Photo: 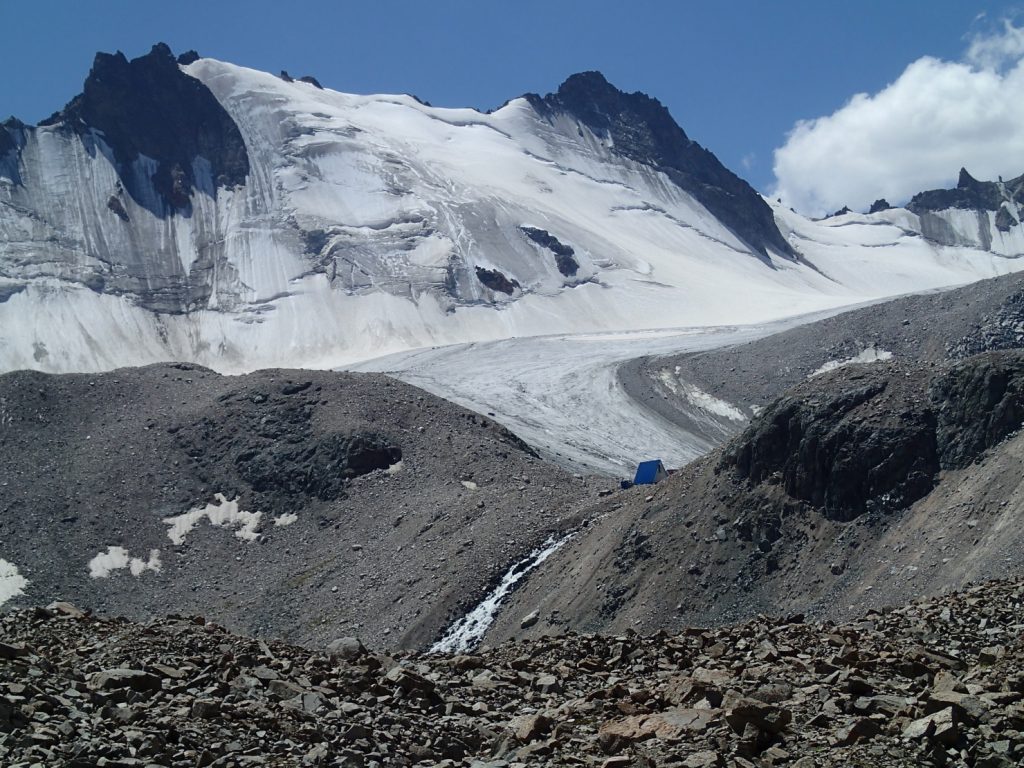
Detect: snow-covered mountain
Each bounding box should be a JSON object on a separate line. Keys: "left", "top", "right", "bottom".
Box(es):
{"left": 1, "top": 43, "right": 1022, "bottom": 374}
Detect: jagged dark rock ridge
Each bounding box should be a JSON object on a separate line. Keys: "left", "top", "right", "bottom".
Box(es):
{"left": 39, "top": 43, "right": 249, "bottom": 214}
{"left": 908, "top": 168, "right": 1024, "bottom": 215}
{"left": 525, "top": 71, "right": 795, "bottom": 261}
{"left": 868, "top": 198, "right": 892, "bottom": 213}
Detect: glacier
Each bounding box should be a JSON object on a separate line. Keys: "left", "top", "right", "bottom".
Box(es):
{"left": 1, "top": 46, "right": 1023, "bottom": 375}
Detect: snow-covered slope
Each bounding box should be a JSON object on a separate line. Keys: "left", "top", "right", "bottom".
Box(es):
{"left": 1, "top": 45, "right": 1022, "bottom": 374}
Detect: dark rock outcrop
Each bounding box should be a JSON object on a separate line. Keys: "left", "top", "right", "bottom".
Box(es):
{"left": 41, "top": 43, "right": 249, "bottom": 214}
{"left": 868, "top": 199, "right": 892, "bottom": 213}
{"left": 908, "top": 167, "right": 1021, "bottom": 214}
{"left": 525, "top": 72, "right": 795, "bottom": 261}
{"left": 722, "top": 351, "right": 1024, "bottom": 522}
{"left": 0, "top": 121, "right": 15, "bottom": 157}
{"left": 830, "top": 205, "right": 852, "bottom": 218}
{"left": 0, "top": 118, "right": 25, "bottom": 184}
{"left": 722, "top": 369, "right": 938, "bottom": 521}
{"left": 106, "top": 195, "right": 130, "bottom": 222}
{"left": 931, "top": 352, "right": 1024, "bottom": 470}
{"left": 520, "top": 226, "right": 579, "bottom": 277}
{"left": 995, "top": 205, "right": 1019, "bottom": 232}
{"left": 175, "top": 388, "right": 401, "bottom": 511}
{"left": 235, "top": 432, "right": 401, "bottom": 501}
{"left": 299, "top": 75, "right": 324, "bottom": 89}
{"left": 176, "top": 49, "right": 201, "bottom": 66}
{"left": 475, "top": 266, "right": 520, "bottom": 295}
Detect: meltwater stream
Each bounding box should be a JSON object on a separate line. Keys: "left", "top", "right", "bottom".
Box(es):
{"left": 430, "top": 534, "right": 573, "bottom": 654}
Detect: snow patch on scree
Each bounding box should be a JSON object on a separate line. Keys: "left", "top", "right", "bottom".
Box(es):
{"left": 811, "top": 347, "right": 893, "bottom": 378}
{"left": 660, "top": 368, "right": 746, "bottom": 421}
{"left": 88, "top": 547, "right": 162, "bottom": 579}
{"left": 431, "top": 533, "right": 572, "bottom": 654}
{"left": 0, "top": 558, "right": 28, "bottom": 607}
{"left": 163, "top": 494, "right": 261, "bottom": 545}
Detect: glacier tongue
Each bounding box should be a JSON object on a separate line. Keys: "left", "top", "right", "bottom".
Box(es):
{"left": 2, "top": 52, "right": 1024, "bottom": 375}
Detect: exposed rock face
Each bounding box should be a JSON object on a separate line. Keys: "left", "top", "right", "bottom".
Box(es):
{"left": 996, "top": 205, "right": 1019, "bottom": 232}
{"left": 908, "top": 167, "right": 1022, "bottom": 215}
{"left": 3, "top": 579, "right": 1023, "bottom": 767}
{"left": 721, "top": 368, "right": 938, "bottom": 521}
{"left": 0, "top": 121, "right": 15, "bottom": 157}
{"left": 174, "top": 386, "right": 402, "bottom": 511}
{"left": 40, "top": 43, "right": 249, "bottom": 213}
{"left": 520, "top": 226, "right": 579, "bottom": 277}
{"left": 475, "top": 266, "right": 520, "bottom": 295}
{"left": 868, "top": 198, "right": 892, "bottom": 213}
{"left": 526, "top": 71, "right": 795, "bottom": 260}
{"left": 722, "top": 352, "right": 1024, "bottom": 522}
{"left": 932, "top": 351, "right": 1024, "bottom": 469}
{"left": 0, "top": 118, "right": 24, "bottom": 182}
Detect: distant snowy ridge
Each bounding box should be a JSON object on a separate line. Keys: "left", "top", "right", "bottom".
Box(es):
{"left": 1, "top": 45, "right": 1022, "bottom": 374}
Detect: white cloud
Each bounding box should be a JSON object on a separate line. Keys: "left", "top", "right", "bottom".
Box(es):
{"left": 967, "top": 17, "right": 1024, "bottom": 70}
{"left": 772, "top": 22, "right": 1024, "bottom": 216}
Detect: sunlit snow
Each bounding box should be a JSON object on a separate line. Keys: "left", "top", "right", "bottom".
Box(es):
{"left": 1, "top": 57, "right": 1021, "bottom": 375}
{"left": 163, "top": 494, "right": 261, "bottom": 545}
{"left": 811, "top": 347, "right": 894, "bottom": 377}
{"left": 659, "top": 367, "right": 746, "bottom": 421}
{"left": 0, "top": 558, "right": 28, "bottom": 607}
{"left": 88, "top": 547, "right": 162, "bottom": 579}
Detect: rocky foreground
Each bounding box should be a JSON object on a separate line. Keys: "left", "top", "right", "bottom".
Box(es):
{"left": 2, "top": 580, "right": 1023, "bottom": 767}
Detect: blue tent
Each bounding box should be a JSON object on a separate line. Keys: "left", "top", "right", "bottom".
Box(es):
{"left": 633, "top": 459, "right": 668, "bottom": 485}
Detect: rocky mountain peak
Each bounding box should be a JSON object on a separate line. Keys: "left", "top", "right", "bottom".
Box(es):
{"left": 908, "top": 167, "right": 1023, "bottom": 215}
{"left": 958, "top": 166, "right": 980, "bottom": 189}
{"left": 39, "top": 42, "right": 249, "bottom": 214}
{"left": 525, "top": 71, "right": 796, "bottom": 261}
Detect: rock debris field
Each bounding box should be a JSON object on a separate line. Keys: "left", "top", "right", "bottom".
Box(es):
{"left": 2, "top": 578, "right": 1023, "bottom": 768}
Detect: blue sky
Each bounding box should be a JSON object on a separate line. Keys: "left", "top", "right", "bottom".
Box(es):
{"left": 1, "top": 1, "right": 1020, "bottom": 212}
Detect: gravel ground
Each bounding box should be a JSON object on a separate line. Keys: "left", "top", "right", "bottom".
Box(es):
{"left": 3, "top": 578, "right": 1023, "bottom": 767}
{"left": 0, "top": 365, "right": 606, "bottom": 650}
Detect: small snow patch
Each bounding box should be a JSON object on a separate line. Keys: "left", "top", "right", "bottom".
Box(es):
{"left": 431, "top": 533, "right": 572, "bottom": 654}
{"left": 461, "top": 480, "right": 479, "bottom": 490}
{"left": 274, "top": 513, "right": 298, "bottom": 527}
{"left": 89, "top": 547, "right": 162, "bottom": 579}
{"left": 384, "top": 460, "right": 404, "bottom": 475}
{"left": 0, "top": 558, "right": 28, "bottom": 606}
{"left": 658, "top": 371, "right": 745, "bottom": 421}
{"left": 811, "top": 347, "right": 893, "bottom": 378}
{"left": 164, "top": 494, "right": 262, "bottom": 545}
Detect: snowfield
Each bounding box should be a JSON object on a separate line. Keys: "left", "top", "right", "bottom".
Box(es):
{"left": 1, "top": 56, "right": 1022, "bottom": 375}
